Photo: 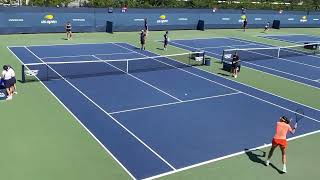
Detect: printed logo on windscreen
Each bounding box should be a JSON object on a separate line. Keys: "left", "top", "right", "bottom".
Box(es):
{"left": 157, "top": 15, "right": 168, "bottom": 24}
{"left": 8, "top": 18, "right": 24, "bottom": 22}
{"left": 300, "top": 16, "right": 307, "bottom": 22}
{"left": 41, "top": 14, "right": 58, "bottom": 24}
{"left": 72, "top": 19, "right": 86, "bottom": 22}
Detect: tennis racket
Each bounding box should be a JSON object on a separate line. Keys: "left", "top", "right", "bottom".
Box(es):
{"left": 294, "top": 108, "right": 305, "bottom": 123}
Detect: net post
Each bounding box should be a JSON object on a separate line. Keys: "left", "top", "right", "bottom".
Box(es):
{"left": 21, "top": 64, "right": 25, "bottom": 83}
{"left": 202, "top": 51, "right": 205, "bottom": 65}
{"left": 46, "top": 64, "right": 49, "bottom": 81}
{"left": 221, "top": 50, "right": 225, "bottom": 63}
{"left": 126, "top": 60, "right": 129, "bottom": 73}
{"left": 277, "top": 48, "right": 280, "bottom": 58}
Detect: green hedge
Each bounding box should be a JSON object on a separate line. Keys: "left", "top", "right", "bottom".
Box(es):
{"left": 25, "top": 0, "right": 320, "bottom": 11}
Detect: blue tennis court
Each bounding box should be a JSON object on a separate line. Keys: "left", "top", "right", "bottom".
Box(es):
{"left": 8, "top": 43, "right": 320, "bottom": 180}
{"left": 170, "top": 37, "right": 320, "bottom": 89}
{"left": 260, "top": 34, "right": 320, "bottom": 44}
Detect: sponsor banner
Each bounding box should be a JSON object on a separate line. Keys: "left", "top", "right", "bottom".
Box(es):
{"left": 178, "top": 18, "right": 188, "bottom": 21}
{"left": 300, "top": 15, "right": 307, "bottom": 22}
{"left": 157, "top": 14, "right": 168, "bottom": 24}
{"left": 254, "top": 18, "right": 262, "bottom": 21}
{"left": 41, "top": 14, "right": 57, "bottom": 24}
{"left": 8, "top": 18, "right": 24, "bottom": 22}
{"left": 134, "top": 18, "right": 145, "bottom": 22}
{"left": 72, "top": 18, "right": 85, "bottom": 22}
{"left": 222, "top": 18, "right": 230, "bottom": 21}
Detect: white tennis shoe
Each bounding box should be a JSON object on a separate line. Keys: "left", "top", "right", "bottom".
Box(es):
{"left": 282, "top": 165, "right": 287, "bottom": 173}
{"left": 265, "top": 160, "right": 270, "bottom": 166}
{"left": 6, "top": 95, "right": 12, "bottom": 100}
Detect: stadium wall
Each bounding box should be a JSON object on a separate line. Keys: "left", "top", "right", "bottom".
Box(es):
{"left": 0, "top": 7, "right": 319, "bottom": 34}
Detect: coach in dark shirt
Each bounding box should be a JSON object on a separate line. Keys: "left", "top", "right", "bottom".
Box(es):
{"left": 231, "top": 52, "right": 240, "bottom": 78}
{"left": 140, "top": 30, "right": 146, "bottom": 50}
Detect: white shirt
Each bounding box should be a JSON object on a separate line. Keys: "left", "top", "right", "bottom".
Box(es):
{"left": 2, "top": 70, "right": 12, "bottom": 80}
{"left": 8, "top": 67, "right": 15, "bottom": 77}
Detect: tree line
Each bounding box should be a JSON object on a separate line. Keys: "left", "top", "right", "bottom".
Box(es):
{"left": 2, "top": 0, "right": 320, "bottom": 11}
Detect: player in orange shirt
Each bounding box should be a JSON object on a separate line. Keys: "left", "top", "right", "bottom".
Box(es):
{"left": 265, "top": 116, "right": 297, "bottom": 173}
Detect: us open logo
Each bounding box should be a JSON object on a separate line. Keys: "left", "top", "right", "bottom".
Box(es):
{"left": 41, "top": 14, "right": 58, "bottom": 24}
{"left": 157, "top": 15, "right": 168, "bottom": 24}
{"left": 300, "top": 16, "right": 307, "bottom": 22}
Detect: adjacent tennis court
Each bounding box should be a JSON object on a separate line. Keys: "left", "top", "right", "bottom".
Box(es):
{"left": 260, "top": 34, "right": 320, "bottom": 44}
{"left": 8, "top": 42, "right": 320, "bottom": 179}
{"left": 170, "top": 37, "right": 320, "bottom": 89}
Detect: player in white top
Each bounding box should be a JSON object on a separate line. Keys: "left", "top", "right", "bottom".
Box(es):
{"left": 264, "top": 22, "right": 270, "bottom": 32}
{"left": 7, "top": 65, "right": 17, "bottom": 94}
{"left": 1, "top": 65, "right": 14, "bottom": 100}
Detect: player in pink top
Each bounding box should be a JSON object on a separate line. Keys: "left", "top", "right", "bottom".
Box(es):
{"left": 266, "top": 116, "right": 297, "bottom": 173}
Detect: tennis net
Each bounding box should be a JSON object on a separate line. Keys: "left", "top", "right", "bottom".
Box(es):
{"left": 221, "top": 42, "right": 320, "bottom": 62}
{"left": 22, "top": 51, "right": 205, "bottom": 82}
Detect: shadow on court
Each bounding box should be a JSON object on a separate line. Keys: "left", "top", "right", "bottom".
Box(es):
{"left": 156, "top": 47, "right": 165, "bottom": 51}
{"left": 244, "top": 148, "right": 284, "bottom": 174}
{"left": 217, "top": 72, "right": 231, "bottom": 77}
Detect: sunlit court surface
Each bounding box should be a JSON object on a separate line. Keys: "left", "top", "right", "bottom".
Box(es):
{"left": 1, "top": 2, "right": 320, "bottom": 180}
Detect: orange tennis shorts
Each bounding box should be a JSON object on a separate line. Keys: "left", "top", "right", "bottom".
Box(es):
{"left": 272, "top": 138, "right": 287, "bottom": 149}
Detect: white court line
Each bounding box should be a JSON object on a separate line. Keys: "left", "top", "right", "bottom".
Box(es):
{"left": 42, "top": 54, "right": 95, "bottom": 59}
{"left": 8, "top": 41, "right": 124, "bottom": 48}
{"left": 244, "top": 61, "right": 319, "bottom": 82}
{"left": 110, "top": 92, "right": 242, "bottom": 115}
{"left": 143, "top": 129, "right": 320, "bottom": 180}
{"left": 41, "top": 52, "right": 137, "bottom": 60}
{"left": 227, "top": 37, "right": 320, "bottom": 67}
{"left": 225, "top": 38, "right": 320, "bottom": 70}
{"left": 11, "top": 43, "right": 318, "bottom": 179}
{"left": 165, "top": 37, "right": 227, "bottom": 41}
{"left": 91, "top": 55, "right": 182, "bottom": 102}
{"left": 231, "top": 37, "right": 320, "bottom": 62}
{"left": 13, "top": 44, "right": 316, "bottom": 179}
{"left": 118, "top": 43, "right": 320, "bottom": 180}
{"left": 198, "top": 43, "right": 257, "bottom": 50}
{"left": 24, "top": 46, "right": 177, "bottom": 175}
{"left": 6, "top": 46, "right": 136, "bottom": 180}
{"left": 171, "top": 40, "right": 320, "bottom": 89}
{"left": 119, "top": 43, "right": 320, "bottom": 123}
{"left": 165, "top": 40, "right": 320, "bottom": 112}
{"left": 257, "top": 34, "right": 311, "bottom": 37}
{"left": 113, "top": 43, "right": 238, "bottom": 93}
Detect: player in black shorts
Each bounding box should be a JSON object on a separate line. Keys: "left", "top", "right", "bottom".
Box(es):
{"left": 264, "top": 22, "right": 270, "bottom": 32}
{"left": 7, "top": 65, "right": 17, "bottom": 94}
{"left": 231, "top": 51, "right": 240, "bottom": 78}
{"left": 65, "top": 22, "right": 72, "bottom": 40}
{"left": 140, "top": 30, "right": 146, "bottom": 50}
{"left": 243, "top": 18, "right": 248, "bottom": 32}
{"left": 163, "top": 31, "right": 169, "bottom": 51}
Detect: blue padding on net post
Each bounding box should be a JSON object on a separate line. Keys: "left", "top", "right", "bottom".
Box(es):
{"left": 204, "top": 57, "right": 211, "bottom": 66}
{"left": 106, "top": 21, "right": 113, "bottom": 33}
{"left": 272, "top": 20, "right": 281, "bottom": 29}
{"left": 197, "top": 20, "right": 205, "bottom": 31}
